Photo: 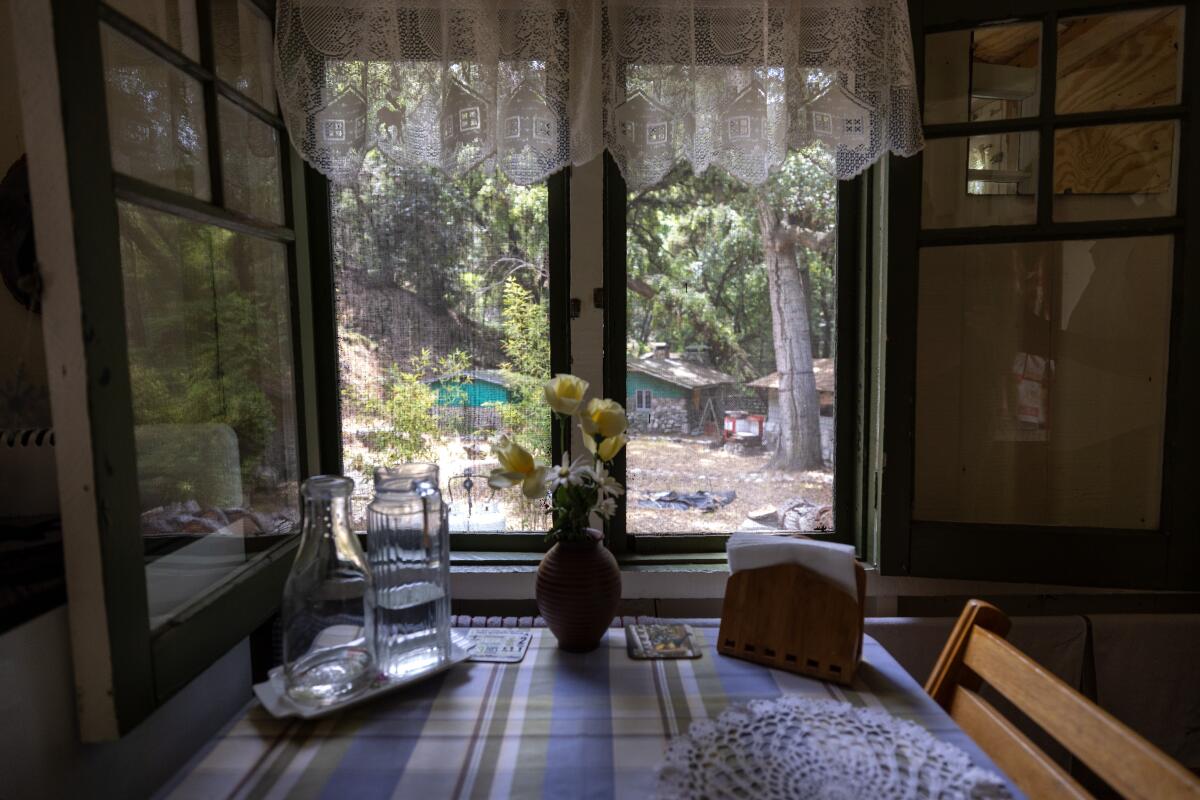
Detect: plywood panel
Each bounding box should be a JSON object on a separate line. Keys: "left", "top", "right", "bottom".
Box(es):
{"left": 974, "top": 23, "right": 1040, "bottom": 68}
{"left": 1056, "top": 8, "right": 1182, "bottom": 114}
{"left": 1053, "top": 122, "right": 1173, "bottom": 196}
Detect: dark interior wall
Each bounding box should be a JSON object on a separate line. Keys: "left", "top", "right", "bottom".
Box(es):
{"left": 0, "top": 609, "right": 253, "bottom": 800}
{"left": 0, "top": 0, "right": 51, "bottom": 430}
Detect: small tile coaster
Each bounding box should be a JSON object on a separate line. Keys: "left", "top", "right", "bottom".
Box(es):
{"left": 464, "top": 629, "right": 533, "bottom": 663}
{"left": 626, "top": 624, "right": 703, "bottom": 659}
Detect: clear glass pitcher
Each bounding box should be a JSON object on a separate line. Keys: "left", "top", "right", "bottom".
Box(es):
{"left": 282, "top": 475, "right": 376, "bottom": 706}
{"left": 368, "top": 464, "right": 452, "bottom": 679}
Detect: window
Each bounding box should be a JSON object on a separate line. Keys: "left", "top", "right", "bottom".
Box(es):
{"left": 15, "top": 0, "right": 318, "bottom": 736}
{"left": 328, "top": 165, "right": 567, "bottom": 539}
{"left": 884, "top": 0, "right": 1198, "bottom": 589}
{"left": 604, "top": 149, "right": 859, "bottom": 554}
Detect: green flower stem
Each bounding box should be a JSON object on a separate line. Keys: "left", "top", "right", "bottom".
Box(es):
{"left": 558, "top": 412, "right": 571, "bottom": 462}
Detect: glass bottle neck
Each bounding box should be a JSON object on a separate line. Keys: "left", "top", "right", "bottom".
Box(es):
{"left": 302, "top": 493, "right": 359, "bottom": 550}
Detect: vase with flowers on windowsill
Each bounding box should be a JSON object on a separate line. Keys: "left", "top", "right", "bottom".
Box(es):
{"left": 487, "top": 374, "right": 627, "bottom": 651}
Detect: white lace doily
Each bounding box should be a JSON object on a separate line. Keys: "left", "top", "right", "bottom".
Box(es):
{"left": 656, "top": 696, "right": 1014, "bottom": 800}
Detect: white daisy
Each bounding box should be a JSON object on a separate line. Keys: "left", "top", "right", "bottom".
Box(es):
{"left": 596, "top": 496, "right": 618, "bottom": 520}
{"left": 548, "top": 455, "right": 594, "bottom": 493}
{"left": 593, "top": 464, "right": 625, "bottom": 499}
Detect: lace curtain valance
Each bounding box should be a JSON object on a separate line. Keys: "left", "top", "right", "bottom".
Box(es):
{"left": 275, "top": 0, "right": 923, "bottom": 190}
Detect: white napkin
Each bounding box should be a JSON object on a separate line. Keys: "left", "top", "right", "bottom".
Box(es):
{"left": 726, "top": 533, "right": 858, "bottom": 600}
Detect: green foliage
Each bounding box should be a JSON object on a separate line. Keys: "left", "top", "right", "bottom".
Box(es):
{"left": 497, "top": 277, "right": 551, "bottom": 457}
{"left": 362, "top": 348, "right": 471, "bottom": 467}
{"left": 121, "top": 211, "right": 291, "bottom": 505}
{"left": 627, "top": 149, "right": 837, "bottom": 379}
{"left": 549, "top": 481, "right": 600, "bottom": 544}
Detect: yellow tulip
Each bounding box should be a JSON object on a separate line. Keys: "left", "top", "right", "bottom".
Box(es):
{"left": 543, "top": 374, "right": 589, "bottom": 415}
{"left": 493, "top": 436, "right": 535, "bottom": 475}
{"left": 488, "top": 436, "right": 548, "bottom": 499}
{"left": 580, "top": 398, "right": 627, "bottom": 438}
{"left": 597, "top": 433, "right": 628, "bottom": 462}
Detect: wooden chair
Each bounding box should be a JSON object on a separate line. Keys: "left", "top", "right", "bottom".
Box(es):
{"left": 925, "top": 600, "right": 1200, "bottom": 800}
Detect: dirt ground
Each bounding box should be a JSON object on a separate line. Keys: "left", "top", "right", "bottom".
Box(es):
{"left": 626, "top": 435, "right": 833, "bottom": 534}
{"left": 342, "top": 427, "right": 832, "bottom": 535}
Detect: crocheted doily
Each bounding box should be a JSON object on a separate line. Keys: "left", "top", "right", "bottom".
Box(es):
{"left": 657, "top": 696, "right": 1013, "bottom": 800}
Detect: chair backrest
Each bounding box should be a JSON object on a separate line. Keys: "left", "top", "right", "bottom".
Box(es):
{"left": 925, "top": 599, "right": 1200, "bottom": 800}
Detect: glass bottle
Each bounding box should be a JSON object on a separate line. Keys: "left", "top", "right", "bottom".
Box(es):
{"left": 368, "top": 464, "right": 452, "bottom": 679}
{"left": 282, "top": 475, "right": 376, "bottom": 706}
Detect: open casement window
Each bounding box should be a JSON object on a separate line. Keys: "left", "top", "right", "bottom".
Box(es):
{"left": 315, "top": 136, "right": 571, "bottom": 557}
{"left": 14, "top": 0, "right": 320, "bottom": 737}
{"left": 603, "top": 156, "right": 865, "bottom": 557}
{"left": 882, "top": 0, "right": 1200, "bottom": 588}
{"left": 281, "top": 3, "right": 572, "bottom": 558}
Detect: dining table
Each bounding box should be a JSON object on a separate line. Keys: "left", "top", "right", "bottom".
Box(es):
{"left": 156, "top": 625, "right": 1023, "bottom": 799}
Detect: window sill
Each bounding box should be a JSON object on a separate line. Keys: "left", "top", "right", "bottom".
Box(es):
{"left": 449, "top": 552, "right": 1200, "bottom": 615}
{"left": 450, "top": 552, "right": 730, "bottom": 600}
{"left": 450, "top": 550, "right": 728, "bottom": 568}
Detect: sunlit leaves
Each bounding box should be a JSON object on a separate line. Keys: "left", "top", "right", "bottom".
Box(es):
{"left": 627, "top": 148, "right": 837, "bottom": 378}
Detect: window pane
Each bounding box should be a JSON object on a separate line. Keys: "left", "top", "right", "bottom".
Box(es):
{"left": 626, "top": 152, "right": 836, "bottom": 536}
{"left": 102, "top": 24, "right": 211, "bottom": 200}
{"left": 218, "top": 98, "right": 284, "bottom": 224}
{"left": 1053, "top": 121, "right": 1179, "bottom": 222}
{"left": 924, "top": 23, "right": 1041, "bottom": 125}
{"left": 922, "top": 134, "right": 1038, "bottom": 229}
{"left": 118, "top": 203, "right": 300, "bottom": 627}
{"left": 1056, "top": 7, "right": 1184, "bottom": 115}
{"left": 106, "top": 0, "right": 200, "bottom": 60}
{"left": 914, "top": 238, "right": 1171, "bottom": 529}
{"left": 211, "top": 0, "right": 277, "bottom": 111}
{"left": 331, "top": 164, "right": 551, "bottom": 534}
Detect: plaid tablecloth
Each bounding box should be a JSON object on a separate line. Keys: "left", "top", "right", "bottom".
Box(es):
{"left": 158, "top": 629, "right": 1022, "bottom": 799}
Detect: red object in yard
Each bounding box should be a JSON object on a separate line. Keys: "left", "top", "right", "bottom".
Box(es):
{"left": 723, "top": 412, "right": 765, "bottom": 441}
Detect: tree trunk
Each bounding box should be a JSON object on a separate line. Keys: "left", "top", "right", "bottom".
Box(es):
{"left": 756, "top": 196, "right": 825, "bottom": 472}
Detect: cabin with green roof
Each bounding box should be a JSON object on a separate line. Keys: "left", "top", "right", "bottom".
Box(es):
{"left": 627, "top": 345, "right": 737, "bottom": 435}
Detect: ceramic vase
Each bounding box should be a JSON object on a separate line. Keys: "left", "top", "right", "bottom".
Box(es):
{"left": 535, "top": 531, "right": 621, "bottom": 652}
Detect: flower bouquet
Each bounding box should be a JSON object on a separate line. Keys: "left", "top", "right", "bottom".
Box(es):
{"left": 486, "top": 374, "right": 626, "bottom": 650}
{"left": 487, "top": 374, "right": 627, "bottom": 544}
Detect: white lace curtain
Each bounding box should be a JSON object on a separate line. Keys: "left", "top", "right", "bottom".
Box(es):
{"left": 275, "top": 0, "right": 923, "bottom": 190}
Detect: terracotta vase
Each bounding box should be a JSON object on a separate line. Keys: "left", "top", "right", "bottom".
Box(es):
{"left": 536, "top": 531, "right": 621, "bottom": 652}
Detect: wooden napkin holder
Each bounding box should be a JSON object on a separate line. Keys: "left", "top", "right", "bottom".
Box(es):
{"left": 717, "top": 561, "right": 866, "bottom": 686}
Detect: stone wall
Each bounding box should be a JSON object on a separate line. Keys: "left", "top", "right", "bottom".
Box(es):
{"left": 627, "top": 395, "right": 690, "bottom": 434}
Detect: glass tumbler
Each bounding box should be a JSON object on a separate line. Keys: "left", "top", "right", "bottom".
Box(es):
{"left": 282, "top": 475, "right": 376, "bottom": 706}
{"left": 368, "top": 464, "right": 452, "bottom": 679}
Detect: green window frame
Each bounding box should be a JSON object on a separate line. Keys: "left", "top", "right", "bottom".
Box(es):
{"left": 15, "top": 0, "right": 322, "bottom": 738}
{"left": 306, "top": 163, "right": 573, "bottom": 558}
{"left": 881, "top": 0, "right": 1200, "bottom": 589}
{"left": 601, "top": 154, "right": 869, "bottom": 558}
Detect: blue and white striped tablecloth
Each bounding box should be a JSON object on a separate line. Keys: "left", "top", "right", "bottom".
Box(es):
{"left": 158, "top": 629, "right": 1022, "bottom": 799}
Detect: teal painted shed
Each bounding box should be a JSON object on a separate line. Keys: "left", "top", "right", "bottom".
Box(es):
{"left": 425, "top": 369, "right": 514, "bottom": 407}
{"left": 626, "top": 348, "right": 737, "bottom": 434}
{"left": 626, "top": 371, "right": 690, "bottom": 400}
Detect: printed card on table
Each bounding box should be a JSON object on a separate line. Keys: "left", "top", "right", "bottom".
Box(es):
{"left": 626, "top": 624, "right": 703, "bottom": 659}
{"left": 464, "top": 629, "right": 533, "bottom": 663}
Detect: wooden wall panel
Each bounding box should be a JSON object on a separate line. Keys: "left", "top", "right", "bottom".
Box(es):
{"left": 1053, "top": 122, "right": 1174, "bottom": 196}
{"left": 1056, "top": 8, "right": 1182, "bottom": 115}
